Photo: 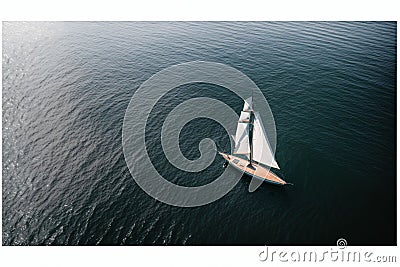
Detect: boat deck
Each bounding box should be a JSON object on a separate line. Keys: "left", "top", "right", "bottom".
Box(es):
{"left": 219, "top": 152, "right": 287, "bottom": 186}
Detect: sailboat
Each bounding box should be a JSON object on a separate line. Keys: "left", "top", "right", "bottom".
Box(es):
{"left": 218, "top": 97, "right": 290, "bottom": 186}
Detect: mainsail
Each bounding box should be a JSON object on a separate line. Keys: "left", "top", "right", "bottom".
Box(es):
{"left": 252, "top": 112, "right": 280, "bottom": 169}
{"left": 233, "top": 97, "right": 280, "bottom": 169}
{"left": 234, "top": 122, "right": 250, "bottom": 154}
{"left": 243, "top": 97, "right": 253, "bottom": 112}
{"left": 233, "top": 98, "right": 253, "bottom": 155}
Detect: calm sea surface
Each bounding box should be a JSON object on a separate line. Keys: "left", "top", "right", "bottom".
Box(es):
{"left": 2, "top": 22, "right": 396, "bottom": 245}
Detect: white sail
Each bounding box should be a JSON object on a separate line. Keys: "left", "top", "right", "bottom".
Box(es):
{"left": 239, "top": 111, "right": 250, "bottom": 122}
{"left": 234, "top": 122, "right": 250, "bottom": 155}
{"left": 243, "top": 97, "right": 253, "bottom": 111}
{"left": 252, "top": 112, "right": 280, "bottom": 169}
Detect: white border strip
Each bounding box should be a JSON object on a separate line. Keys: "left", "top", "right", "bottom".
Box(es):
{"left": 0, "top": 0, "right": 399, "bottom": 20}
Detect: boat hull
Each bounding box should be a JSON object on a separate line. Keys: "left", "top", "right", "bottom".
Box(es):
{"left": 219, "top": 152, "right": 287, "bottom": 186}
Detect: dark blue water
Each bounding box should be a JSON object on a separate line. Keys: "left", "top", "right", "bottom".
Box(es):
{"left": 2, "top": 22, "right": 396, "bottom": 245}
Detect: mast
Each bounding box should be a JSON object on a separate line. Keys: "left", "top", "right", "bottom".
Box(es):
{"left": 248, "top": 96, "right": 254, "bottom": 167}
